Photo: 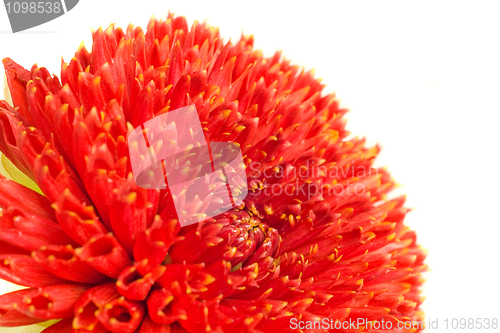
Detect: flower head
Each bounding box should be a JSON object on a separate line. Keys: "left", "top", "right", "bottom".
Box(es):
{"left": 0, "top": 14, "right": 426, "bottom": 332}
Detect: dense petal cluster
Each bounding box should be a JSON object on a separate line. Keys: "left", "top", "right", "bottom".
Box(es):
{"left": 0, "top": 14, "right": 426, "bottom": 332}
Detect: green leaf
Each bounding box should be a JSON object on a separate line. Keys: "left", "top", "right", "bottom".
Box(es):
{"left": 0, "top": 153, "right": 44, "bottom": 195}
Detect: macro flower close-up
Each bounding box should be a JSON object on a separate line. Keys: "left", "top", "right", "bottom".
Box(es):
{"left": 0, "top": 13, "right": 428, "bottom": 333}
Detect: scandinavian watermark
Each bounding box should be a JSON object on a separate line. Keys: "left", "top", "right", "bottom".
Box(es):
{"left": 3, "top": 0, "right": 79, "bottom": 33}
{"left": 289, "top": 317, "right": 499, "bottom": 331}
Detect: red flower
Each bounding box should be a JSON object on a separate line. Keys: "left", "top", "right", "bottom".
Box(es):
{"left": 0, "top": 14, "right": 427, "bottom": 332}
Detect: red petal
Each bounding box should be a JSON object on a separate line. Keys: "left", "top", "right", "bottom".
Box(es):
{"left": 138, "top": 314, "right": 172, "bottom": 333}
{"left": 0, "top": 207, "right": 76, "bottom": 252}
{"left": 116, "top": 261, "right": 165, "bottom": 301}
{"left": 146, "top": 288, "right": 194, "bottom": 325}
{"left": 133, "top": 215, "right": 181, "bottom": 268}
{"left": 53, "top": 189, "right": 108, "bottom": 246}
{"left": 0, "top": 254, "right": 69, "bottom": 287}
{"left": 33, "top": 244, "right": 109, "bottom": 284}
{"left": 73, "top": 282, "right": 119, "bottom": 331}
{"left": 0, "top": 284, "right": 88, "bottom": 320}
{"left": 0, "top": 175, "right": 55, "bottom": 221}
{"left": 109, "top": 176, "right": 149, "bottom": 255}
{"left": 0, "top": 308, "right": 45, "bottom": 327}
{"left": 75, "top": 233, "right": 131, "bottom": 278}
{"left": 0, "top": 239, "right": 28, "bottom": 255}
{"left": 2, "top": 58, "right": 32, "bottom": 124}
{"left": 96, "top": 295, "right": 145, "bottom": 333}
{"left": 0, "top": 107, "right": 34, "bottom": 178}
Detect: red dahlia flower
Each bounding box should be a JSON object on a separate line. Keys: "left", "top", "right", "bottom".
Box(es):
{"left": 0, "top": 14, "right": 427, "bottom": 333}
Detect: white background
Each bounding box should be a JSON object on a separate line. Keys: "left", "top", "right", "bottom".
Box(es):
{"left": 1, "top": 1, "right": 499, "bottom": 332}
